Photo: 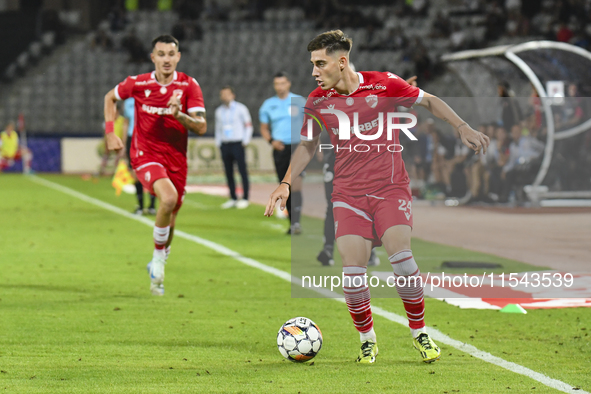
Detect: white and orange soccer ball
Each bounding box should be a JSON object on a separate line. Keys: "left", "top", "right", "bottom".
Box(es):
{"left": 277, "top": 317, "right": 323, "bottom": 362}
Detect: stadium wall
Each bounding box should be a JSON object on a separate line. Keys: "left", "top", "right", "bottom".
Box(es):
{"left": 59, "top": 137, "right": 276, "bottom": 174}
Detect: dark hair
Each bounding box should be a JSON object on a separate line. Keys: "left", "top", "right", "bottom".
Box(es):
{"left": 307, "top": 29, "right": 353, "bottom": 54}
{"left": 273, "top": 71, "right": 290, "bottom": 81}
{"left": 220, "top": 85, "right": 235, "bottom": 94}
{"left": 152, "top": 34, "right": 179, "bottom": 51}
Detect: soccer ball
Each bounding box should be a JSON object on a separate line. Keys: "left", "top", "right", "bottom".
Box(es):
{"left": 276, "top": 317, "right": 323, "bottom": 362}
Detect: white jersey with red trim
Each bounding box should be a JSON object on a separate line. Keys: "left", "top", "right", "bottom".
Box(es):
{"left": 301, "top": 71, "right": 423, "bottom": 196}
{"left": 115, "top": 71, "right": 205, "bottom": 173}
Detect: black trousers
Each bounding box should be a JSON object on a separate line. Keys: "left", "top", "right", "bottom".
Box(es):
{"left": 322, "top": 159, "right": 335, "bottom": 248}
{"left": 221, "top": 142, "right": 249, "bottom": 200}
{"left": 273, "top": 145, "right": 292, "bottom": 220}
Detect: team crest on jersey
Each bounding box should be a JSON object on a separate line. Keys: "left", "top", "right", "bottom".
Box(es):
{"left": 144, "top": 89, "right": 151, "bottom": 97}
{"left": 145, "top": 171, "right": 151, "bottom": 183}
{"left": 387, "top": 72, "right": 398, "bottom": 79}
{"left": 365, "top": 94, "right": 378, "bottom": 109}
{"left": 173, "top": 89, "right": 183, "bottom": 99}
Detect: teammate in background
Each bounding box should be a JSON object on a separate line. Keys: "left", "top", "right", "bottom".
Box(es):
{"left": 123, "top": 97, "right": 157, "bottom": 215}
{"left": 215, "top": 85, "right": 253, "bottom": 209}
{"left": 104, "top": 34, "right": 206, "bottom": 296}
{"left": 98, "top": 104, "right": 126, "bottom": 176}
{"left": 259, "top": 72, "right": 305, "bottom": 234}
{"left": 265, "top": 30, "right": 489, "bottom": 364}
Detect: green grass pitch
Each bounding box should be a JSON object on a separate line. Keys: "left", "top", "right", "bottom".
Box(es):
{"left": 0, "top": 174, "right": 589, "bottom": 393}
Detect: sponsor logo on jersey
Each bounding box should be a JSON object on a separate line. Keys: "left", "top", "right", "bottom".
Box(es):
{"left": 142, "top": 103, "right": 182, "bottom": 115}
{"left": 327, "top": 104, "right": 335, "bottom": 110}
{"left": 365, "top": 94, "right": 378, "bottom": 109}
{"left": 144, "top": 89, "right": 151, "bottom": 97}
{"left": 314, "top": 96, "right": 327, "bottom": 105}
{"left": 359, "top": 83, "right": 387, "bottom": 91}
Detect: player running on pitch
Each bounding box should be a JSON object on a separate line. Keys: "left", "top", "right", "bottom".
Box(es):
{"left": 265, "top": 30, "right": 489, "bottom": 364}
{"left": 104, "top": 35, "right": 206, "bottom": 296}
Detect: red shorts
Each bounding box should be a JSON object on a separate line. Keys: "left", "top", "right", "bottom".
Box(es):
{"left": 133, "top": 161, "right": 186, "bottom": 213}
{"left": 332, "top": 186, "right": 413, "bottom": 247}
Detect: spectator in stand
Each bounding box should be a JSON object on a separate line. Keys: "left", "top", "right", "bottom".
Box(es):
{"left": 429, "top": 125, "right": 470, "bottom": 197}
{"left": 470, "top": 123, "right": 504, "bottom": 202}
{"left": 488, "top": 125, "right": 510, "bottom": 200}
{"left": 500, "top": 124, "right": 545, "bottom": 202}
{"left": 556, "top": 22, "right": 574, "bottom": 42}
{"left": 558, "top": 83, "right": 584, "bottom": 130}
{"left": 498, "top": 81, "right": 522, "bottom": 132}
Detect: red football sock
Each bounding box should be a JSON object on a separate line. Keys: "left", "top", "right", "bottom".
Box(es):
{"left": 389, "top": 250, "right": 425, "bottom": 331}
{"left": 343, "top": 266, "right": 374, "bottom": 334}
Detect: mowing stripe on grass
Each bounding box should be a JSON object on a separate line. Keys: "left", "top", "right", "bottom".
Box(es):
{"left": 30, "top": 175, "right": 586, "bottom": 394}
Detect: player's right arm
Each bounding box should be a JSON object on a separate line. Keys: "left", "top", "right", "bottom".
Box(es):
{"left": 264, "top": 136, "right": 319, "bottom": 216}
{"left": 104, "top": 89, "right": 124, "bottom": 152}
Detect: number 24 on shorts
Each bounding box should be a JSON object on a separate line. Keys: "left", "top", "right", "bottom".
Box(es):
{"left": 398, "top": 199, "right": 412, "bottom": 221}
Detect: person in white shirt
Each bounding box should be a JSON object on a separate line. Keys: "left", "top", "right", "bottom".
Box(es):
{"left": 215, "top": 86, "right": 253, "bottom": 209}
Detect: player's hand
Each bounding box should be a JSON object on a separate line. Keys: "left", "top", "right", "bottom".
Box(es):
{"left": 264, "top": 183, "right": 290, "bottom": 217}
{"left": 105, "top": 133, "right": 124, "bottom": 152}
{"left": 406, "top": 75, "right": 418, "bottom": 87}
{"left": 271, "top": 140, "right": 285, "bottom": 151}
{"left": 167, "top": 94, "right": 181, "bottom": 118}
{"left": 458, "top": 124, "right": 490, "bottom": 155}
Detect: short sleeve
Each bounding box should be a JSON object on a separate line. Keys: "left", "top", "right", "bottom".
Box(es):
{"left": 115, "top": 76, "right": 136, "bottom": 101}
{"left": 259, "top": 101, "right": 270, "bottom": 124}
{"left": 300, "top": 95, "right": 323, "bottom": 141}
{"left": 186, "top": 78, "right": 205, "bottom": 113}
{"left": 385, "top": 72, "right": 424, "bottom": 108}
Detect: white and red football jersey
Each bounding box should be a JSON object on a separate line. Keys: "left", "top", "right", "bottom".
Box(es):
{"left": 115, "top": 71, "right": 205, "bottom": 172}
{"left": 301, "top": 71, "right": 423, "bottom": 196}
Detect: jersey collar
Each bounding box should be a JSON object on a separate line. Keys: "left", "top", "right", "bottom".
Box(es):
{"left": 151, "top": 71, "right": 178, "bottom": 86}
{"left": 330, "top": 72, "right": 363, "bottom": 96}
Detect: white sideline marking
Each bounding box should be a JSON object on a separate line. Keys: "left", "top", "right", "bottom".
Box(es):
{"left": 31, "top": 175, "right": 587, "bottom": 394}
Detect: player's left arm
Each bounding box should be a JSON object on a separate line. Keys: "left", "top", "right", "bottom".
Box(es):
{"left": 416, "top": 93, "right": 490, "bottom": 154}
{"left": 167, "top": 94, "right": 207, "bottom": 135}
